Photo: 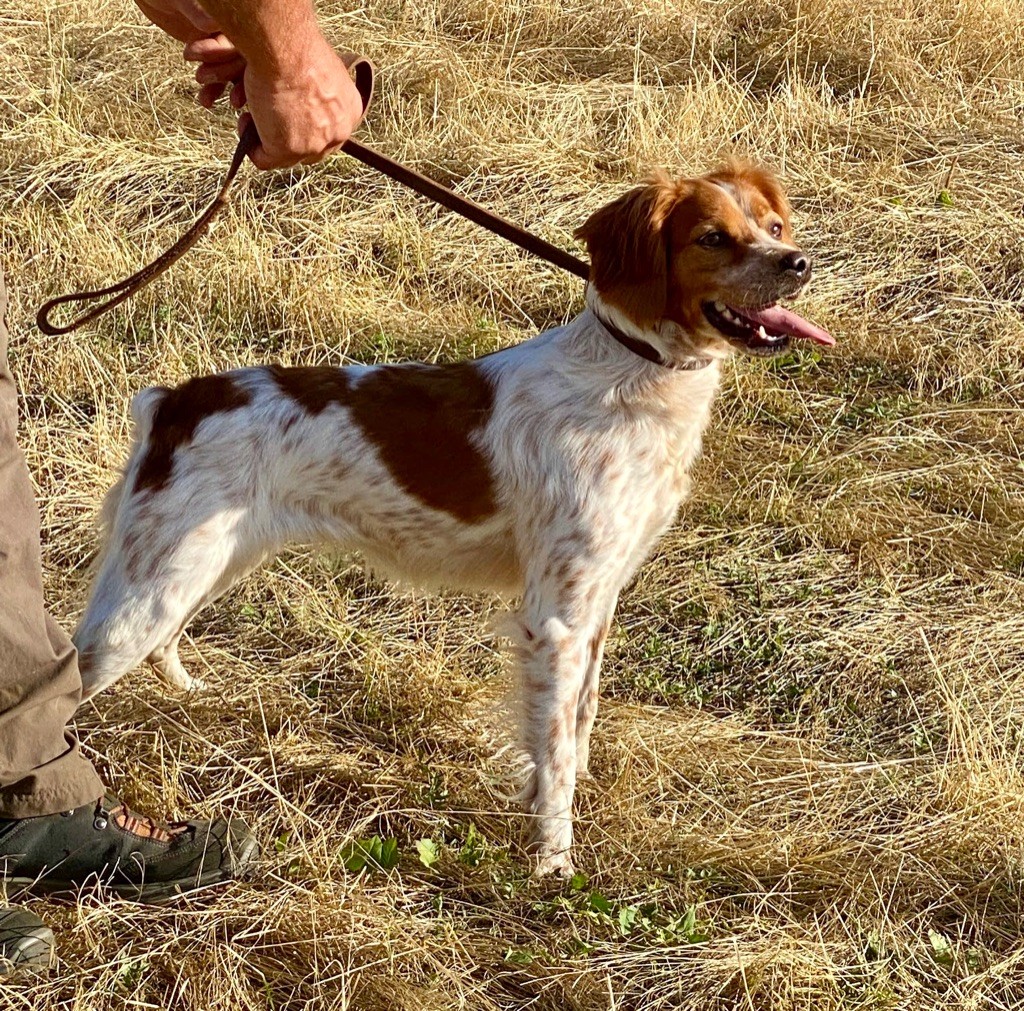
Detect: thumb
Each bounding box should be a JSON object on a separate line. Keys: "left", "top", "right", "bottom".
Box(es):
{"left": 248, "top": 144, "right": 278, "bottom": 171}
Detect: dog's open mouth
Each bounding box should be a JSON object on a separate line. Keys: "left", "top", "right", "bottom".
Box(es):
{"left": 702, "top": 301, "right": 835, "bottom": 355}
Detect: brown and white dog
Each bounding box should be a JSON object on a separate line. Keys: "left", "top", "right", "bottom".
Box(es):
{"left": 74, "top": 162, "right": 833, "bottom": 876}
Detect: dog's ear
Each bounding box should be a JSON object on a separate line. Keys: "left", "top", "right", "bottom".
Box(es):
{"left": 574, "top": 175, "right": 685, "bottom": 330}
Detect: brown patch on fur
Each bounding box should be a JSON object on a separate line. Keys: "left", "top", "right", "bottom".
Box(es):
{"left": 574, "top": 173, "right": 685, "bottom": 330}
{"left": 267, "top": 365, "right": 351, "bottom": 415}
{"left": 134, "top": 375, "right": 251, "bottom": 493}
{"left": 268, "top": 361, "right": 498, "bottom": 524}
{"left": 708, "top": 160, "right": 792, "bottom": 229}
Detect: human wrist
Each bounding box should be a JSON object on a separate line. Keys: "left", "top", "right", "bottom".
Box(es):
{"left": 240, "top": 18, "right": 328, "bottom": 77}
{"left": 196, "top": 0, "right": 325, "bottom": 76}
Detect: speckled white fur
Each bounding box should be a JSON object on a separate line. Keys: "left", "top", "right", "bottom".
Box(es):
{"left": 74, "top": 293, "right": 722, "bottom": 877}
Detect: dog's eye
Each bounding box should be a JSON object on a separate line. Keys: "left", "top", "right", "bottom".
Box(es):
{"left": 770, "top": 221, "right": 783, "bottom": 238}
{"left": 698, "top": 231, "right": 727, "bottom": 249}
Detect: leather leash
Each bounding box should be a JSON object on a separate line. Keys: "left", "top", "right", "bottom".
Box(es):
{"left": 36, "top": 53, "right": 589, "bottom": 338}
{"left": 37, "top": 54, "right": 375, "bottom": 337}
{"left": 35, "top": 56, "right": 700, "bottom": 372}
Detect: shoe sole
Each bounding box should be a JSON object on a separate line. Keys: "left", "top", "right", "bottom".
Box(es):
{"left": 5, "top": 865, "right": 236, "bottom": 904}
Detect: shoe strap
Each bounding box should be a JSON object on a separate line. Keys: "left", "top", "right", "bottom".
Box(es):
{"left": 99, "top": 797, "right": 184, "bottom": 844}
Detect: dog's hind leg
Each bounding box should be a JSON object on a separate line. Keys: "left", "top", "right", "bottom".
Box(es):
{"left": 144, "top": 552, "right": 264, "bottom": 694}
{"left": 147, "top": 619, "right": 204, "bottom": 694}
{"left": 75, "top": 502, "right": 260, "bottom": 703}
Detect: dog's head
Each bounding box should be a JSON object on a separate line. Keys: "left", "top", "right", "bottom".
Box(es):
{"left": 574, "top": 161, "right": 833, "bottom": 357}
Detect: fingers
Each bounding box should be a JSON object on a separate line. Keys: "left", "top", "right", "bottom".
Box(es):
{"left": 248, "top": 143, "right": 297, "bottom": 171}
{"left": 135, "top": 0, "right": 218, "bottom": 44}
{"left": 195, "top": 56, "right": 246, "bottom": 85}
{"left": 247, "top": 141, "right": 342, "bottom": 170}
{"left": 197, "top": 81, "right": 227, "bottom": 108}
{"left": 238, "top": 50, "right": 364, "bottom": 171}
{"left": 176, "top": 0, "right": 218, "bottom": 35}
{"left": 216, "top": 43, "right": 363, "bottom": 170}
{"left": 183, "top": 33, "right": 238, "bottom": 63}
{"left": 186, "top": 34, "right": 245, "bottom": 108}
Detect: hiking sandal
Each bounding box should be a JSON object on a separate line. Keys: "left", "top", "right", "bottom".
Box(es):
{"left": 0, "top": 795, "right": 257, "bottom": 902}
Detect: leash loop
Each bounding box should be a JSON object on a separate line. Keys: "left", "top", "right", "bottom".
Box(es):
{"left": 37, "top": 54, "right": 376, "bottom": 336}
{"left": 37, "top": 131, "right": 254, "bottom": 336}
{"left": 36, "top": 52, "right": 594, "bottom": 338}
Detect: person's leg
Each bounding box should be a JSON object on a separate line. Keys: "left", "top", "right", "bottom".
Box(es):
{"left": 0, "top": 268, "right": 104, "bottom": 818}
{"left": 0, "top": 266, "right": 257, "bottom": 899}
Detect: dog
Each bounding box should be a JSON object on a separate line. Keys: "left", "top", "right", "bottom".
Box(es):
{"left": 74, "top": 161, "right": 833, "bottom": 876}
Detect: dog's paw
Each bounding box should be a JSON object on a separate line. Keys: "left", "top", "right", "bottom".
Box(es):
{"left": 531, "top": 850, "right": 575, "bottom": 880}
{"left": 151, "top": 653, "right": 207, "bottom": 694}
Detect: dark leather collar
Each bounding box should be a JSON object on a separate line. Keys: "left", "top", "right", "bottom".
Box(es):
{"left": 593, "top": 312, "right": 712, "bottom": 372}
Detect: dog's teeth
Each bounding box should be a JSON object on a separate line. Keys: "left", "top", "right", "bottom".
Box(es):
{"left": 758, "top": 326, "right": 768, "bottom": 338}
{"left": 714, "top": 301, "right": 727, "bottom": 312}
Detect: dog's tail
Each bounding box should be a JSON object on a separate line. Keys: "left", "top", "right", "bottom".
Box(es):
{"left": 90, "top": 386, "right": 168, "bottom": 566}
{"left": 130, "top": 385, "right": 169, "bottom": 439}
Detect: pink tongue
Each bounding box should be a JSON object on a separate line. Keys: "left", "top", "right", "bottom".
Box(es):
{"left": 732, "top": 304, "right": 835, "bottom": 346}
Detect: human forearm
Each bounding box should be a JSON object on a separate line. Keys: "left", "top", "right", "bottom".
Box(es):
{"left": 190, "top": 0, "right": 326, "bottom": 75}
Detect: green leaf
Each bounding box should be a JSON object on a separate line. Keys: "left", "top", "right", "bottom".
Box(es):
{"left": 938, "top": 189, "right": 955, "bottom": 207}
{"left": 459, "top": 822, "right": 486, "bottom": 867}
{"left": 589, "top": 890, "right": 613, "bottom": 915}
{"left": 378, "top": 837, "right": 400, "bottom": 870}
{"left": 416, "top": 838, "right": 440, "bottom": 868}
{"left": 928, "top": 928, "right": 954, "bottom": 967}
{"left": 274, "top": 831, "right": 290, "bottom": 854}
{"left": 504, "top": 948, "right": 534, "bottom": 966}
{"left": 341, "top": 835, "right": 384, "bottom": 872}
{"left": 341, "top": 845, "right": 367, "bottom": 872}
{"left": 569, "top": 871, "right": 589, "bottom": 891}
{"left": 618, "top": 905, "right": 639, "bottom": 935}
{"left": 681, "top": 905, "right": 697, "bottom": 937}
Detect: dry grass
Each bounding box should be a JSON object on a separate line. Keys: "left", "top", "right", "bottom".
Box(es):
{"left": 3, "top": 0, "right": 1024, "bottom": 1006}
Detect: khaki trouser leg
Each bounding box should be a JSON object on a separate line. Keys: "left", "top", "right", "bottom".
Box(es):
{"left": 0, "top": 267, "right": 104, "bottom": 818}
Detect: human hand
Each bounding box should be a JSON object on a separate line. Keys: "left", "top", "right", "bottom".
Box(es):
{"left": 184, "top": 34, "right": 247, "bottom": 109}
{"left": 137, "top": 1, "right": 245, "bottom": 108}
{"left": 135, "top": 0, "right": 218, "bottom": 44}
{"left": 234, "top": 41, "right": 365, "bottom": 169}
{"left": 139, "top": 0, "right": 364, "bottom": 168}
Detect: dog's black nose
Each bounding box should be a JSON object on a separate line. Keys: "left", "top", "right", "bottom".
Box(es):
{"left": 780, "top": 251, "right": 809, "bottom": 277}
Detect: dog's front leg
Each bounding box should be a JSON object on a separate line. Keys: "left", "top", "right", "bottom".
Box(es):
{"left": 575, "top": 598, "right": 617, "bottom": 780}
{"left": 514, "top": 563, "right": 616, "bottom": 878}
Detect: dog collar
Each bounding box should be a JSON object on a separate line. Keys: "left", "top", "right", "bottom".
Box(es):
{"left": 593, "top": 313, "right": 712, "bottom": 372}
